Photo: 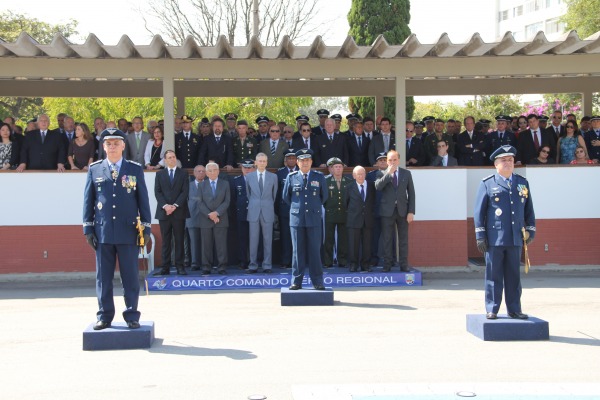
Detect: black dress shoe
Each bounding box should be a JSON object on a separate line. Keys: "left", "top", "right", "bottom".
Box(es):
{"left": 190, "top": 266, "right": 201, "bottom": 271}
{"left": 289, "top": 284, "right": 302, "bottom": 290}
{"left": 246, "top": 269, "right": 257, "bottom": 274}
{"left": 508, "top": 312, "right": 529, "bottom": 319}
{"left": 217, "top": 268, "right": 227, "bottom": 275}
{"left": 127, "top": 321, "right": 140, "bottom": 329}
{"left": 400, "top": 266, "right": 410, "bottom": 272}
{"left": 263, "top": 269, "right": 272, "bottom": 274}
{"left": 201, "top": 269, "right": 211, "bottom": 275}
{"left": 382, "top": 266, "right": 391, "bottom": 272}
{"left": 361, "top": 267, "right": 372, "bottom": 272}
{"left": 153, "top": 267, "right": 170, "bottom": 276}
{"left": 176, "top": 267, "right": 188, "bottom": 275}
{"left": 93, "top": 320, "right": 111, "bottom": 330}
{"left": 313, "top": 285, "right": 326, "bottom": 290}
{"left": 486, "top": 312, "right": 498, "bottom": 320}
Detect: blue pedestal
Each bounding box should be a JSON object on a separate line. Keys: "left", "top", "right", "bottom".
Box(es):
{"left": 280, "top": 287, "right": 334, "bottom": 306}
{"left": 466, "top": 314, "right": 549, "bottom": 341}
{"left": 83, "top": 321, "right": 155, "bottom": 351}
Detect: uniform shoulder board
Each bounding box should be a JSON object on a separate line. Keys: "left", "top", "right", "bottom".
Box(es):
{"left": 89, "top": 160, "right": 103, "bottom": 166}
{"left": 514, "top": 173, "right": 525, "bottom": 180}
{"left": 127, "top": 160, "right": 142, "bottom": 167}
{"left": 325, "top": 174, "right": 332, "bottom": 179}
{"left": 277, "top": 167, "right": 286, "bottom": 172}
{"left": 313, "top": 170, "right": 324, "bottom": 176}
{"left": 289, "top": 170, "right": 299, "bottom": 175}
{"left": 482, "top": 174, "right": 494, "bottom": 181}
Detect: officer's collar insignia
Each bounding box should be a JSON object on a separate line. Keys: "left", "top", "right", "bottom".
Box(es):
{"left": 95, "top": 177, "right": 104, "bottom": 182}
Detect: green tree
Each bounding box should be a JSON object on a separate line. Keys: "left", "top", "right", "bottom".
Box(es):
{"left": 0, "top": 11, "right": 78, "bottom": 123}
{"left": 561, "top": 0, "right": 600, "bottom": 39}
{"left": 413, "top": 95, "right": 523, "bottom": 124}
{"left": 347, "top": 0, "right": 413, "bottom": 122}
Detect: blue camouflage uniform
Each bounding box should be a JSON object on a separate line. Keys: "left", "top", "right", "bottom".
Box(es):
{"left": 474, "top": 171, "right": 535, "bottom": 315}
{"left": 83, "top": 156, "right": 151, "bottom": 324}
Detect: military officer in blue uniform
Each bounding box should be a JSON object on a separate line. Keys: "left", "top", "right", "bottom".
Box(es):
{"left": 83, "top": 129, "right": 151, "bottom": 330}
{"left": 230, "top": 159, "right": 255, "bottom": 269}
{"left": 283, "top": 149, "right": 328, "bottom": 290}
{"left": 474, "top": 145, "right": 535, "bottom": 320}
{"left": 276, "top": 149, "right": 298, "bottom": 268}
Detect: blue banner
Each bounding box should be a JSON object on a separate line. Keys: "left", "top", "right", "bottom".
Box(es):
{"left": 146, "top": 270, "right": 421, "bottom": 291}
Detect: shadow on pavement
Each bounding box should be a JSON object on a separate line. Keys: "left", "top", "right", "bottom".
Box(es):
{"left": 335, "top": 300, "right": 417, "bottom": 311}
{"left": 550, "top": 335, "right": 600, "bottom": 347}
{"left": 148, "top": 339, "right": 257, "bottom": 359}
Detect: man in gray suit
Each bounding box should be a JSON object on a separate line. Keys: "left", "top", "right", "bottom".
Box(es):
{"left": 187, "top": 165, "right": 206, "bottom": 271}
{"left": 197, "top": 162, "right": 230, "bottom": 275}
{"left": 374, "top": 150, "right": 416, "bottom": 272}
{"left": 125, "top": 116, "right": 151, "bottom": 165}
{"left": 259, "top": 124, "right": 288, "bottom": 168}
{"left": 246, "top": 153, "right": 278, "bottom": 273}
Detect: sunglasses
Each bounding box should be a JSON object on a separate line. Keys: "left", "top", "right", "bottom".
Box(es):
{"left": 301, "top": 129, "right": 311, "bottom": 132}
{"left": 406, "top": 129, "right": 414, "bottom": 133}
{"left": 576, "top": 150, "right": 585, "bottom": 154}
{"left": 269, "top": 129, "right": 280, "bottom": 133}
{"left": 566, "top": 125, "right": 575, "bottom": 129}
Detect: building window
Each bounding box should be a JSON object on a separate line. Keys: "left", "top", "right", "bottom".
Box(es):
{"left": 526, "top": 0, "right": 543, "bottom": 13}
{"left": 498, "top": 9, "right": 509, "bottom": 22}
{"left": 526, "top": 22, "right": 544, "bottom": 38}
{"left": 546, "top": 18, "right": 564, "bottom": 35}
{"left": 513, "top": 5, "right": 523, "bottom": 17}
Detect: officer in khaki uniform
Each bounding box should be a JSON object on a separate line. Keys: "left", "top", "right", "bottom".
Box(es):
{"left": 232, "top": 119, "right": 257, "bottom": 166}
{"left": 323, "top": 157, "right": 350, "bottom": 268}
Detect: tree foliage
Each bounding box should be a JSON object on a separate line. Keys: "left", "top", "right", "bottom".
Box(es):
{"left": 141, "top": 0, "right": 323, "bottom": 46}
{"left": 347, "top": 0, "right": 413, "bottom": 121}
{"left": 413, "top": 95, "right": 524, "bottom": 123}
{"left": 561, "top": 0, "right": 600, "bottom": 39}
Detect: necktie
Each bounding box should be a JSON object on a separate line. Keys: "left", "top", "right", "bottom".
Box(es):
{"left": 533, "top": 130, "right": 540, "bottom": 150}
{"left": 211, "top": 181, "right": 216, "bottom": 197}
{"left": 41, "top": 131, "right": 46, "bottom": 143}
{"left": 216, "top": 136, "right": 220, "bottom": 144}
{"left": 555, "top": 127, "right": 559, "bottom": 136}
{"left": 406, "top": 139, "right": 411, "bottom": 149}
{"left": 358, "top": 136, "right": 362, "bottom": 149}
{"left": 384, "top": 135, "right": 389, "bottom": 151}
{"left": 303, "top": 173, "right": 308, "bottom": 188}
{"left": 185, "top": 133, "right": 189, "bottom": 141}
{"left": 360, "top": 184, "right": 365, "bottom": 201}
{"left": 336, "top": 180, "right": 341, "bottom": 190}
{"left": 392, "top": 170, "right": 398, "bottom": 188}
{"left": 304, "top": 139, "right": 308, "bottom": 148}
{"left": 136, "top": 133, "right": 140, "bottom": 148}
{"left": 110, "top": 163, "right": 118, "bottom": 180}
{"left": 271, "top": 141, "right": 276, "bottom": 155}
{"left": 169, "top": 169, "right": 174, "bottom": 183}
{"left": 289, "top": 169, "right": 293, "bottom": 174}
{"left": 68, "top": 133, "right": 72, "bottom": 141}
{"left": 499, "top": 132, "right": 503, "bottom": 141}
{"left": 329, "top": 135, "right": 333, "bottom": 142}
{"left": 258, "top": 173, "right": 264, "bottom": 193}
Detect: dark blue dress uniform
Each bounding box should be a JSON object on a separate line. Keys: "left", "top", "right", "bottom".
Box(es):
{"left": 83, "top": 155, "right": 151, "bottom": 324}
{"left": 474, "top": 165, "right": 535, "bottom": 316}
{"left": 283, "top": 152, "right": 328, "bottom": 288}
{"left": 230, "top": 174, "right": 250, "bottom": 268}
{"left": 175, "top": 131, "right": 203, "bottom": 169}
{"left": 276, "top": 164, "right": 298, "bottom": 267}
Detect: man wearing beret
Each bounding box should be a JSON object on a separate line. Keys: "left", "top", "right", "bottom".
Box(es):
{"left": 83, "top": 129, "right": 151, "bottom": 330}
{"left": 474, "top": 145, "right": 536, "bottom": 320}
{"left": 283, "top": 149, "right": 328, "bottom": 290}
{"left": 323, "top": 157, "right": 350, "bottom": 268}
{"left": 232, "top": 120, "right": 257, "bottom": 166}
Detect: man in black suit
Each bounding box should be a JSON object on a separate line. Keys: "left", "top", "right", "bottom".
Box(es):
{"left": 153, "top": 150, "right": 190, "bottom": 276}
{"left": 311, "top": 109, "right": 329, "bottom": 136}
{"left": 347, "top": 121, "right": 371, "bottom": 167}
{"left": 198, "top": 118, "right": 234, "bottom": 170}
{"left": 175, "top": 115, "right": 203, "bottom": 169}
{"left": 546, "top": 110, "right": 565, "bottom": 141}
{"left": 17, "top": 114, "right": 66, "bottom": 172}
{"left": 292, "top": 122, "right": 319, "bottom": 152}
{"left": 368, "top": 117, "right": 395, "bottom": 166}
{"left": 517, "top": 114, "right": 556, "bottom": 165}
{"left": 457, "top": 116, "right": 488, "bottom": 166}
{"left": 374, "top": 150, "right": 416, "bottom": 272}
{"left": 255, "top": 116, "right": 270, "bottom": 143}
{"left": 345, "top": 166, "right": 376, "bottom": 272}
{"left": 430, "top": 139, "right": 458, "bottom": 166}
{"left": 405, "top": 121, "right": 425, "bottom": 167}
{"left": 314, "top": 118, "right": 349, "bottom": 167}
{"left": 362, "top": 117, "right": 379, "bottom": 141}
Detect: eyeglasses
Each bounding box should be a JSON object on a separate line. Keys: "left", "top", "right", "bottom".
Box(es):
{"left": 406, "top": 129, "right": 414, "bottom": 132}
{"left": 301, "top": 129, "right": 311, "bottom": 132}
{"left": 552, "top": 116, "right": 561, "bottom": 119}
{"left": 576, "top": 150, "right": 585, "bottom": 154}
{"left": 566, "top": 125, "right": 575, "bottom": 129}
{"left": 269, "top": 129, "right": 280, "bottom": 133}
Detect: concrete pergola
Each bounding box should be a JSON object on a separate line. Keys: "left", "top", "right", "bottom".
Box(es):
{"left": 1, "top": 30, "right": 600, "bottom": 165}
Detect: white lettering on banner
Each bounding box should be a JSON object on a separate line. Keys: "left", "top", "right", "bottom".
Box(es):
{"left": 172, "top": 279, "right": 223, "bottom": 288}
{"left": 335, "top": 276, "right": 397, "bottom": 284}
{"left": 225, "top": 278, "right": 290, "bottom": 286}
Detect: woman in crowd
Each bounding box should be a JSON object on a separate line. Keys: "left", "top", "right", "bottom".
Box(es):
{"left": 529, "top": 145, "right": 554, "bottom": 165}
{"left": 515, "top": 115, "right": 528, "bottom": 138}
{"left": 570, "top": 145, "right": 596, "bottom": 164}
{"left": 145, "top": 125, "right": 166, "bottom": 169}
{"left": 68, "top": 122, "right": 95, "bottom": 170}
{"left": 0, "top": 122, "right": 19, "bottom": 170}
{"left": 557, "top": 121, "right": 587, "bottom": 164}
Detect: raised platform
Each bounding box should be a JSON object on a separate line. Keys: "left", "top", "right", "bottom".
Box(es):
{"left": 146, "top": 266, "right": 421, "bottom": 291}
{"left": 82, "top": 321, "right": 155, "bottom": 351}
{"left": 466, "top": 314, "right": 549, "bottom": 341}
{"left": 280, "top": 287, "right": 334, "bottom": 306}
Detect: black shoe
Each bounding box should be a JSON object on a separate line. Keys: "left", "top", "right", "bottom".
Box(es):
{"left": 313, "top": 285, "right": 326, "bottom": 290}
{"left": 217, "top": 268, "right": 227, "bottom": 275}
{"left": 127, "top": 321, "right": 140, "bottom": 329}
{"left": 508, "top": 312, "right": 528, "bottom": 319}
{"left": 246, "top": 269, "right": 257, "bottom": 274}
{"left": 153, "top": 267, "right": 170, "bottom": 276}
{"left": 289, "top": 284, "right": 302, "bottom": 290}
{"left": 201, "top": 269, "right": 211, "bottom": 275}
{"left": 486, "top": 312, "right": 497, "bottom": 320}
{"left": 176, "top": 267, "right": 188, "bottom": 275}
{"left": 382, "top": 266, "right": 391, "bottom": 272}
{"left": 349, "top": 266, "right": 357, "bottom": 272}
{"left": 93, "top": 320, "right": 111, "bottom": 330}
{"left": 280, "top": 264, "right": 290, "bottom": 269}
{"left": 400, "top": 266, "right": 410, "bottom": 272}
{"left": 190, "top": 266, "right": 201, "bottom": 271}
{"left": 239, "top": 263, "right": 248, "bottom": 270}
{"left": 361, "top": 267, "right": 372, "bottom": 272}
{"left": 263, "top": 269, "right": 272, "bottom": 274}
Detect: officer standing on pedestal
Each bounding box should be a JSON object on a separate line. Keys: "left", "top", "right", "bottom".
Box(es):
{"left": 474, "top": 145, "right": 536, "bottom": 320}
{"left": 283, "top": 149, "right": 328, "bottom": 290}
{"left": 83, "top": 129, "right": 151, "bottom": 330}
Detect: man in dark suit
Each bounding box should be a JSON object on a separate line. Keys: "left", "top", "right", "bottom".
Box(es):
{"left": 457, "top": 116, "right": 488, "bottom": 166}
{"left": 584, "top": 115, "right": 600, "bottom": 163}
{"left": 275, "top": 150, "right": 298, "bottom": 269}
{"left": 259, "top": 124, "right": 288, "bottom": 168}
{"left": 17, "top": 114, "right": 66, "bottom": 172}
{"left": 345, "top": 166, "right": 375, "bottom": 272}
{"left": 83, "top": 129, "right": 151, "bottom": 330}
{"left": 282, "top": 149, "right": 328, "bottom": 290}
{"left": 153, "top": 150, "right": 190, "bottom": 276}
{"left": 347, "top": 121, "right": 371, "bottom": 167}
{"left": 405, "top": 121, "right": 425, "bottom": 167}
{"left": 229, "top": 160, "right": 255, "bottom": 269}
{"left": 292, "top": 122, "right": 319, "bottom": 152}
{"left": 517, "top": 114, "right": 556, "bottom": 164}
{"left": 314, "top": 118, "right": 349, "bottom": 167}
{"left": 366, "top": 152, "right": 388, "bottom": 266}
{"left": 197, "top": 162, "right": 230, "bottom": 275}
{"left": 430, "top": 139, "right": 458, "bottom": 166}
{"left": 375, "top": 150, "right": 416, "bottom": 272}
{"left": 487, "top": 115, "right": 517, "bottom": 164}
{"left": 60, "top": 116, "right": 76, "bottom": 167}
{"left": 255, "top": 116, "right": 270, "bottom": 143}
{"left": 175, "top": 115, "right": 203, "bottom": 169}
{"left": 311, "top": 109, "right": 329, "bottom": 136}
{"left": 187, "top": 165, "right": 207, "bottom": 271}
{"left": 368, "top": 117, "right": 395, "bottom": 166}
{"left": 546, "top": 110, "right": 566, "bottom": 141}
{"left": 198, "top": 118, "right": 234, "bottom": 170}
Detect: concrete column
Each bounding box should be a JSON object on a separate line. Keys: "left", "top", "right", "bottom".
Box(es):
{"left": 395, "top": 76, "right": 407, "bottom": 167}
{"left": 163, "top": 77, "right": 175, "bottom": 151}
{"left": 375, "top": 95, "right": 384, "bottom": 119}
{"left": 176, "top": 95, "right": 185, "bottom": 119}
{"left": 582, "top": 91, "right": 593, "bottom": 117}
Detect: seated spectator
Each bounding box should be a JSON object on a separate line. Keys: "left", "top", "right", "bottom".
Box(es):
{"left": 430, "top": 139, "right": 458, "bottom": 166}
{"left": 68, "top": 123, "right": 95, "bottom": 170}
{"left": 145, "top": 126, "right": 167, "bottom": 170}
{"left": 557, "top": 121, "right": 587, "bottom": 164}
{"left": 0, "top": 122, "right": 20, "bottom": 169}
{"left": 570, "top": 146, "right": 596, "bottom": 164}
{"left": 528, "top": 145, "right": 555, "bottom": 165}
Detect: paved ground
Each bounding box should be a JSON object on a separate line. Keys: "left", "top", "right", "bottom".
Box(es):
{"left": 1, "top": 270, "right": 600, "bottom": 400}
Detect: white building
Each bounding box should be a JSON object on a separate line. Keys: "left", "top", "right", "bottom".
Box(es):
{"left": 496, "top": 0, "right": 568, "bottom": 41}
